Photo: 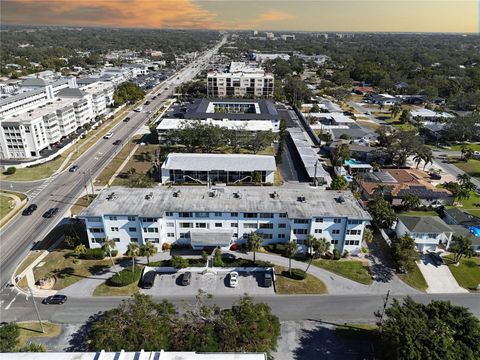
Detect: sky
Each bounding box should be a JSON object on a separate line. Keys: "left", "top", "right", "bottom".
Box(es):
{"left": 1, "top": 0, "right": 478, "bottom": 33}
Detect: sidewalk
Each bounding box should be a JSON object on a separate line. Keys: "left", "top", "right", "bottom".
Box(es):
{"left": 15, "top": 250, "right": 57, "bottom": 297}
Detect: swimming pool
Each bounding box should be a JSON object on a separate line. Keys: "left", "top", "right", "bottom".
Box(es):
{"left": 468, "top": 226, "right": 480, "bottom": 237}
{"left": 344, "top": 159, "right": 362, "bottom": 165}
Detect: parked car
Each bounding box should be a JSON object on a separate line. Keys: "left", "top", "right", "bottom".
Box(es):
{"left": 134, "top": 107, "right": 143, "bottom": 112}
{"left": 229, "top": 271, "right": 239, "bottom": 288}
{"left": 428, "top": 252, "right": 444, "bottom": 266}
{"left": 429, "top": 172, "right": 442, "bottom": 180}
{"left": 181, "top": 271, "right": 191, "bottom": 286}
{"left": 22, "top": 204, "right": 37, "bottom": 216}
{"left": 123, "top": 117, "right": 130, "bottom": 122}
{"left": 42, "top": 295, "right": 67, "bottom": 305}
{"left": 103, "top": 132, "right": 113, "bottom": 139}
{"left": 142, "top": 271, "right": 157, "bottom": 289}
{"left": 145, "top": 101, "right": 151, "bottom": 105}
{"left": 69, "top": 165, "right": 79, "bottom": 172}
{"left": 43, "top": 207, "right": 59, "bottom": 218}
{"left": 112, "top": 140, "right": 122, "bottom": 145}
{"left": 263, "top": 271, "right": 273, "bottom": 288}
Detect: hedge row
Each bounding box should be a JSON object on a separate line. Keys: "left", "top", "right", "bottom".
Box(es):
{"left": 108, "top": 266, "right": 142, "bottom": 287}
{"left": 80, "top": 248, "right": 105, "bottom": 260}
{"left": 281, "top": 268, "right": 307, "bottom": 280}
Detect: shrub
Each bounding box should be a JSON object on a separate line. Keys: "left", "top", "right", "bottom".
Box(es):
{"left": 342, "top": 250, "right": 349, "bottom": 258}
{"left": 213, "top": 248, "right": 224, "bottom": 267}
{"left": 333, "top": 248, "right": 341, "bottom": 260}
{"left": 4, "top": 167, "right": 16, "bottom": 175}
{"left": 282, "top": 268, "right": 306, "bottom": 280}
{"left": 108, "top": 266, "right": 142, "bottom": 287}
{"left": 80, "top": 248, "right": 105, "bottom": 260}
{"left": 161, "top": 242, "right": 171, "bottom": 251}
{"left": 171, "top": 255, "right": 189, "bottom": 269}
{"left": 110, "top": 249, "right": 118, "bottom": 257}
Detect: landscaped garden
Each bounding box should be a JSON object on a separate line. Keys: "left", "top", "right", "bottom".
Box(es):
{"left": 274, "top": 266, "right": 327, "bottom": 294}
{"left": 445, "top": 255, "right": 480, "bottom": 291}
{"left": 313, "top": 259, "right": 373, "bottom": 285}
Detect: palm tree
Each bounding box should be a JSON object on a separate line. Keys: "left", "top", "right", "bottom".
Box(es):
{"left": 126, "top": 242, "right": 140, "bottom": 273}
{"left": 141, "top": 241, "right": 158, "bottom": 265}
{"left": 102, "top": 237, "right": 119, "bottom": 275}
{"left": 421, "top": 148, "right": 433, "bottom": 171}
{"left": 412, "top": 153, "right": 423, "bottom": 169}
{"left": 285, "top": 240, "right": 298, "bottom": 277}
{"left": 401, "top": 194, "right": 421, "bottom": 211}
{"left": 247, "top": 232, "right": 263, "bottom": 264}
{"left": 373, "top": 184, "right": 388, "bottom": 197}
{"left": 305, "top": 238, "right": 330, "bottom": 273}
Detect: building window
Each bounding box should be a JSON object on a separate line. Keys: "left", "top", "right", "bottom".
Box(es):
{"left": 314, "top": 229, "right": 323, "bottom": 234}
{"left": 348, "top": 219, "right": 362, "bottom": 225}
{"left": 243, "top": 212, "right": 257, "bottom": 218}
{"left": 88, "top": 228, "right": 104, "bottom": 233}
{"left": 233, "top": 233, "right": 238, "bottom": 238}
{"left": 195, "top": 223, "right": 207, "bottom": 228}
{"left": 259, "top": 223, "right": 273, "bottom": 229}
{"left": 244, "top": 223, "right": 257, "bottom": 229}
{"left": 333, "top": 218, "right": 342, "bottom": 224}
{"left": 127, "top": 216, "right": 136, "bottom": 221}
{"left": 195, "top": 212, "right": 209, "bottom": 218}
{"left": 167, "top": 222, "right": 174, "bottom": 227}
{"left": 110, "top": 227, "right": 119, "bottom": 232}
{"left": 89, "top": 217, "right": 101, "bottom": 222}
{"left": 128, "top": 227, "right": 136, "bottom": 232}
{"left": 315, "top": 218, "right": 323, "bottom": 223}
{"left": 279, "top": 213, "right": 287, "bottom": 218}
{"left": 109, "top": 216, "right": 117, "bottom": 221}
{"left": 260, "top": 213, "right": 274, "bottom": 219}
{"left": 215, "top": 223, "right": 223, "bottom": 228}
{"left": 143, "top": 227, "right": 159, "bottom": 233}
{"left": 166, "top": 212, "right": 173, "bottom": 216}
{"left": 167, "top": 233, "right": 175, "bottom": 237}
{"left": 179, "top": 233, "right": 190, "bottom": 239}
{"left": 278, "top": 223, "right": 287, "bottom": 229}
{"left": 259, "top": 233, "right": 272, "bottom": 239}
{"left": 293, "top": 229, "right": 308, "bottom": 235}
{"left": 278, "top": 234, "right": 286, "bottom": 239}
{"left": 113, "top": 238, "right": 121, "bottom": 242}
{"left": 179, "top": 212, "right": 193, "bottom": 218}
{"left": 294, "top": 219, "right": 309, "bottom": 224}
{"left": 141, "top": 217, "right": 156, "bottom": 222}
{"left": 346, "top": 230, "right": 362, "bottom": 235}
{"left": 146, "top": 238, "right": 160, "bottom": 243}
{"left": 231, "top": 223, "right": 238, "bottom": 228}
{"left": 215, "top": 212, "right": 222, "bottom": 217}
{"left": 230, "top": 212, "right": 238, "bottom": 217}
{"left": 332, "top": 229, "right": 340, "bottom": 235}
{"left": 179, "top": 223, "right": 193, "bottom": 228}
{"left": 331, "top": 240, "right": 339, "bottom": 245}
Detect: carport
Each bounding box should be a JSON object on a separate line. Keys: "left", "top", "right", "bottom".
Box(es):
{"left": 190, "top": 230, "right": 233, "bottom": 250}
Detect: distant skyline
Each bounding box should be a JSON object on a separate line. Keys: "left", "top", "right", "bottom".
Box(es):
{"left": 1, "top": 0, "right": 478, "bottom": 33}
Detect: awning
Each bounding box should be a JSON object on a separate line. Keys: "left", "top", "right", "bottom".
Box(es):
{"left": 190, "top": 230, "right": 233, "bottom": 247}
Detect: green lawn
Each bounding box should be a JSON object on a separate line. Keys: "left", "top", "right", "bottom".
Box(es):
{"left": 397, "top": 263, "right": 428, "bottom": 292}
{"left": 451, "top": 159, "right": 480, "bottom": 182}
{"left": 274, "top": 266, "right": 328, "bottom": 294}
{"left": 445, "top": 255, "right": 480, "bottom": 291}
{"left": 15, "top": 251, "right": 43, "bottom": 277}
{"left": 399, "top": 211, "right": 439, "bottom": 217}
{"left": 0, "top": 194, "right": 14, "bottom": 221}
{"left": 17, "top": 322, "right": 61, "bottom": 348}
{"left": 448, "top": 143, "right": 480, "bottom": 152}
{"left": 455, "top": 192, "right": 480, "bottom": 218}
{"left": 313, "top": 259, "right": 373, "bottom": 285}
{"left": 93, "top": 280, "right": 140, "bottom": 296}
{"left": 32, "top": 249, "right": 121, "bottom": 289}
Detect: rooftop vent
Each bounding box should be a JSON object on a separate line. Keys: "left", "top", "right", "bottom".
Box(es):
{"left": 336, "top": 196, "right": 346, "bottom": 204}
{"left": 145, "top": 192, "right": 154, "bottom": 200}
{"left": 172, "top": 190, "right": 181, "bottom": 198}
{"left": 233, "top": 191, "right": 241, "bottom": 199}
{"left": 270, "top": 191, "right": 279, "bottom": 199}
{"left": 297, "top": 195, "right": 306, "bottom": 203}
{"left": 106, "top": 192, "right": 117, "bottom": 201}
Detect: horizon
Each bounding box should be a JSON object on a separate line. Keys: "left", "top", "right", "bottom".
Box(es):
{"left": 1, "top": 0, "right": 478, "bottom": 34}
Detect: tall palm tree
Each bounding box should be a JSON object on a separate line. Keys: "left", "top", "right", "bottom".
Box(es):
{"left": 401, "top": 194, "right": 421, "bottom": 211}
{"left": 412, "top": 153, "right": 423, "bottom": 169}
{"left": 102, "top": 237, "right": 119, "bottom": 275}
{"left": 141, "top": 241, "right": 158, "bottom": 265}
{"left": 373, "top": 184, "right": 388, "bottom": 197}
{"left": 247, "top": 232, "right": 263, "bottom": 264}
{"left": 126, "top": 242, "right": 140, "bottom": 273}
{"left": 421, "top": 148, "right": 433, "bottom": 171}
{"left": 305, "top": 238, "right": 330, "bottom": 274}
{"left": 285, "top": 240, "right": 298, "bottom": 277}
{"left": 457, "top": 173, "right": 471, "bottom": 187}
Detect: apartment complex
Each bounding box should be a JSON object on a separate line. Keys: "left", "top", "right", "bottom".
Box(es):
{"left": 207, "top": 62, "right": 274, "bottom": 98}
{"left": 161, "top": 153, "right": 276, "bottom": 184}
{"left": 79, "top": 187, "right": 371, "bottom": 254}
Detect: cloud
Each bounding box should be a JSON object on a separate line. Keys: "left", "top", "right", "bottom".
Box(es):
{"left": 1, "top": 0, "right": 225, "bottom": 29}
{"left": 258, "top": 9, "right": 295, "bottom": 22}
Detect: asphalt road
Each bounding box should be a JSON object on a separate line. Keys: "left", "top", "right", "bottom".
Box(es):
{"left": 1, "top": 287, "right": 479, "bottom": 324}
{"left": 0, "top": 36, "right": 226, "bottom": 289}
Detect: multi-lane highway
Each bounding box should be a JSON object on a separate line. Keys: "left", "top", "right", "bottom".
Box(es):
{"left": 0, "top": 36, "right": 226, "bottom": 288}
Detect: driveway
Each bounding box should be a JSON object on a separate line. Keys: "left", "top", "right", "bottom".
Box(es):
{"left": 417, "top": 255, "right": 468, "bottom": 293}
{"left": 141, "top": 269, "right": 275, "bottom": 297}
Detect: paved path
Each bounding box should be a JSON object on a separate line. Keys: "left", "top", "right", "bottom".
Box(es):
{"left": 417, "top": 255, "right": 468, "bottom": 294}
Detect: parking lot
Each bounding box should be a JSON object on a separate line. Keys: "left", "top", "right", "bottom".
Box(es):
{"left": 140, "top": 270, "right": 276, "bottom": 296}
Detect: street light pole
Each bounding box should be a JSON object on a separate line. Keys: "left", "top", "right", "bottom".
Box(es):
{"left": 28, "top": 286, "right": 45, "bottom": 333}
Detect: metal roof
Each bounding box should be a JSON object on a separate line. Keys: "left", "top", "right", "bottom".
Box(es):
{"left": 162, "top": 153, "right": 277, "bottom": 172}
{"left": 398, "top": 215, "right": 452, "bottom": 233}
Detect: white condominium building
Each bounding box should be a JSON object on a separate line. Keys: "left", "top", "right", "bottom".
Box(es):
{"left": 207, "top": 62, "right": 274, "bottom": 98}
{"left": 161, "top": 153, "right": 276, "bottom": 184}
{"left": 79, "top": 187, "right": 371, "bottom": 254}
{"left": 81, "top": 82, "right": 115, "bottom": 116}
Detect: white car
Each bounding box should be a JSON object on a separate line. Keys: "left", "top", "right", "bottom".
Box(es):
{"left": 229, "top": 271, "right": 239, "bottom": 288}
{"left": 103, "top": 132, "right": 113, "bottom": 139}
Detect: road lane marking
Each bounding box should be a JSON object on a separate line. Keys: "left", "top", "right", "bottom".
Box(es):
{"left": 5, "top": 293, "right": 18, "bottom": 310}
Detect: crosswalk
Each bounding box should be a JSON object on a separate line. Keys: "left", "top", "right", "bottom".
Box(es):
{"left": 27, "top": 174, "right": 58, "bottom": 200}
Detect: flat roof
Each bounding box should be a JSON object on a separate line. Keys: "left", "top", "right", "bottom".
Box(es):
{"left": 157, "top": 118, "right": 272, "bottom": 132}
{"left": 162, "top": 153, "right": 277, "bottom": 172}
{"left": 410, "top": 109, "right": 454, "bottom": 118}
{"left": 1, "top": 98, "right": 76, "bottom": 123}
{"left": 187, "top": 99, "right": 278, "bottom": 121}
{"left": 79, "top": 186, "right": 371, "bottom": 220}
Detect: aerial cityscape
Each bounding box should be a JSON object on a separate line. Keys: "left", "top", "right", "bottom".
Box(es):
{"left": 0, "top": 1, "right": 479, "bottom": 359}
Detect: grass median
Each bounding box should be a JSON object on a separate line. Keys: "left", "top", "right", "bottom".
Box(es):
{"left": 274, "top": 266, "right": 327, "bottom": 294}
{"left": 397, "top": 263, "right": 428, "bottom": 292}
{"left": 313, "top": 259, "right": 373, "bottom": 285}
{"left": 445, "top": 255, "right": 480, "bottom": 291}
{"left": 17, "top": 322, "right": 62, "bottom": 348}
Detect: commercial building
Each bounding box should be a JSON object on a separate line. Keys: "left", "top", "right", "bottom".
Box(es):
{"left": 252, "top": 53, "right": 290, "bottom": 63}
{"left": 79, "top": 187, "right": 371, "bottom": 254}
{"left": 207, "top": 62, "right": 274, "bottom": 98}
{"left": 161, "top": 153, "right": 276, "bottom": 184}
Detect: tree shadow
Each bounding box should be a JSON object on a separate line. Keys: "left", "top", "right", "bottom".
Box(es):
{"left": 292, "top": 320, "right": 378, "bottom": 360}
{"left": 65, "top": 313, "right": 104, "bottom": 352}
{"left": 88, "top": 264, "right": 110, "bottom": 275}
{"left": 52, "top": 267, "right": 75, "bottom": 279}
{"left": 368, "top": 235, "right": 395, "bottom": 283}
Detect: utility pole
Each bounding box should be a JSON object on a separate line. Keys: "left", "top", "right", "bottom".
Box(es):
{"left": 378, "top": 289, "right": 391, "bottom": 331}
{"left": 313, "top": 160, "right": 318, "bottom": 187}
{"left": 28, "top": 286, "right": 45, "bottom": 333}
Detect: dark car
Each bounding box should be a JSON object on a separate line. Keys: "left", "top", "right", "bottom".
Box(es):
{"left": 429, "top": 253, "right": 444, "bottom": 266}
{"left": 22, "top": 204, "right": 37, "bottom": 216}
{"left": 142, "top": 271, "right": 157, "bottom": 289}
{"left": 123, "top": 117, "right": 130, "bottom": 122}
{"left": 429, "top": 173, "right": 442, "bottom": 180}
{"left": 181, "top": 271, "right": 192, "bottom": 286}
{"left": 42, "top": 295, "right": 67, "bottom": 305}
{"left": 145, "top": 101, "right": 151, "bottom": 105}
{"left": 152, "top": 96, "right": 157, "bottom": 100}
{"left": 69, "top": 165, "right": 79, "bottom": 172}
{"left": 263, "top": 271, "right": 273, "bottom": 288}
{"left": 43, "top": 207, "right": 59, "bottom": 218}
{"left": 112, "top": 139, "right": 122, "bottom": 145}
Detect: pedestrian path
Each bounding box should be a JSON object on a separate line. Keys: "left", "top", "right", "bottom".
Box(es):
{"left": 28, "top": 174, "right": 59, "bottom": 200}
